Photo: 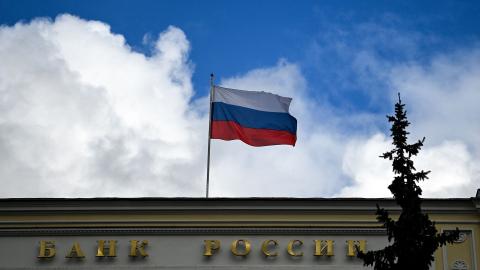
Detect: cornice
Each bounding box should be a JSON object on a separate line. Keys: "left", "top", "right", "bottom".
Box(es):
{"left": 0, "top": 227, "right": 387, "bottom": 236}
{"left": 0, "top": 197, "right": 477, "bottom": 215}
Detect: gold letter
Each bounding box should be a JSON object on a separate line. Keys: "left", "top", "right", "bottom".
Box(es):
{"left": 129, "top": 240, "right": 148, "bottom": 257}
{"left": 357, "top": 240, "right": 366, "bottom": 254}
{"left": 65, "top": 242, "right": 85, "bottom": 258}
{"left": 346, "top": 240, "right": 355, "bottom": 256}
{"left": 96, "top": 240, "right": 117, "bottom": 257}
{"left": 261, "top": 240, "right": 278, "bottom": 257}
{"left": 287, "top": 240, "right": 303, "bottom": 256}
{"left": 38, "top": 240, "right": 56, "bottom": 258}
{"left": 203, "top": 240, "right": 221, "bottom": 256}
{"left": 346, "top": 240, "right": 367, "bottom": 257}
{"left": 314, "top": 240, "right": 334, "bottom": 256}
{"left": 230, "top": 240, "right": 251, "bottom": 256}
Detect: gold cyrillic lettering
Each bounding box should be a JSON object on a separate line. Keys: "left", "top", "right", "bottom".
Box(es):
{"left": 65, "top": 242, "right": 85, "bottom": 258}
{"left": 203, "top": 240, "right": 221, "bottom": 256}
{"left": 129, "top": 240, "right": 148, "bottom": 257}
{"left": 287, "top": 240, "right": 303, "bottom": 256}
{"left": 261, "top": 240, "right": 278, "bottom": 257}
{"left": 314, "top": 240, "right": 334, "bottom": 256}
{"left": 230, "top": 239, "right": 251, "bottom": 256}
{"left": 38, "top": 240, "right": 56, "bottom": 258}
{"left": 96, "top": 240, "right": 117, "bottom": 257}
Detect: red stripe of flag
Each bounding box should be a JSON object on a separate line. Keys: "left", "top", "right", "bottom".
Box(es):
{"left": 211, "top": 121, "right": 296, "bottom": 147}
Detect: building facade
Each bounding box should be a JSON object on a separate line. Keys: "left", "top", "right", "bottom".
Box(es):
{"left": 0, "top": 194, "right": 478, "bottom": 270}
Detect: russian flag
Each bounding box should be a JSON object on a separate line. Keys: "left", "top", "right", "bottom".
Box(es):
{"left": 210, "top": 86, "right": 297, "bottom": 147}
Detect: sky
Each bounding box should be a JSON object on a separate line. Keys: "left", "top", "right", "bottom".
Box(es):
{"left": 0, "top": 0, "right": 479, "bottom": 198}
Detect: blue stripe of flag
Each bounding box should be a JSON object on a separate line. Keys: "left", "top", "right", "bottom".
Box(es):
{"left": 212, "top": 102, "right": 297, "bottom": 134}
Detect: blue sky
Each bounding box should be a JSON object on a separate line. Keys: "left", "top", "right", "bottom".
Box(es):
{"left": 3, "top": 0, "right": 479, "bottom": 109}
{"left": 0, "top": 1, "right": 479, "bottom": 197}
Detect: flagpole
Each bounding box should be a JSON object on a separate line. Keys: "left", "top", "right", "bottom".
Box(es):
{"left": 206, "top": 73, "right": 215, "bottom": 198}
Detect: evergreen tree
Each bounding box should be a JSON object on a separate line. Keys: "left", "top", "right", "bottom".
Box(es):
{"left": 358, "top": 94, "right": 459, "bottom": 270}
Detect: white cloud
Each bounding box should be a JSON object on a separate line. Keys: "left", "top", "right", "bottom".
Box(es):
{"left": 390, "top": 50, "right": 480, "bottom": 151}
{"left": 0, "top": 15, "right": 205, "bottom": 197}
{"left": 336, "top": 133, "right": 393, "bottom": 197}
{"left": 415, "top": 140, "right": 477, "bottom": 197}
{"left": 335, "top": 46, "right": 480, "bottom": 198}
{"left": 388, "top": 49, "right": 480, "bottom": 197}
{"left": 337, "top": 135, "right": 478, "bottom": 198}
